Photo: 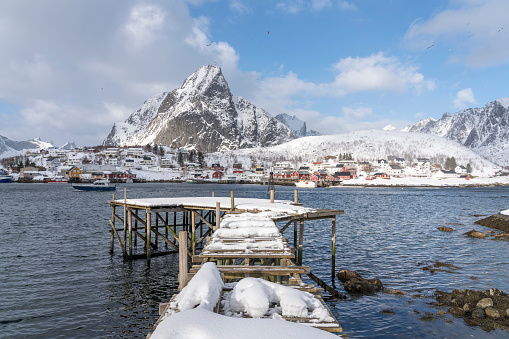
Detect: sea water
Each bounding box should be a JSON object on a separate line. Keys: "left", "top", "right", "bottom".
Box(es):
{"left": 1, "top": 183, "right": 508, "bottom": 338}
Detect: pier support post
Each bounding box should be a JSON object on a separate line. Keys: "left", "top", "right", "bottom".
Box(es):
{"left": 110, "top": 193, "right": 115, "bottom": 254}
{"left": 128, "top": 209, "right": 133, "bottom": 258}
{"left": 332, "top": 216, "right": 336, "bottom": 277}
{"left": 294, "top": 189, "right": 298, "bottom": 204}
{"left": 123, "top": 189, "right": 127, "bottom": 258}
{"left": 191, "top": 211, "right": 196, "bottom": 255}
{"left": 230, "top": 191, "right": 234, "bottom": 210}
{"left": 146, "top": 210, "right": 151, "bottom": 266}
{"left": 293, "top": 221, "right": 298, "bottom": 249}
{"left": 298, "top": 221, "right": 304, "bottom": 265}
{"left": 178, "top": 231, "right": 188, "bottom": 291}
{"left": 270, "top": 189, "right": 275, "bottom": 203}
{"left": 215, "top": 202, "right": 220, "bottom": 231}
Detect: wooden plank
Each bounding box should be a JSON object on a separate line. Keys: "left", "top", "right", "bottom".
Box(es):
{"left": 178, "top": 231, "right": 188, "bottom": 291}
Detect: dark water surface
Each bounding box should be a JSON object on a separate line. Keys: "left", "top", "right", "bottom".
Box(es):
{"left": 1, "top": 183, "right": 508, "bottom": 338}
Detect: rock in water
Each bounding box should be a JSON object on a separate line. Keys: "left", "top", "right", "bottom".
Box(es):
{"left": 476, "top": 298, "right": 493, "bottom": 309}
{"left": 336, "top": 269, "right": 383, "bottom": 294}
{"left": 464, "top": 229, "right": 487, "bottom": 238}
{"left": 438, "top": 226, "right": 454, "bottom": 232}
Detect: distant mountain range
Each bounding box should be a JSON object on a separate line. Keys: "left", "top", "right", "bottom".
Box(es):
{"left": 274, "top": 113, "right": 321, "bottom": 137}
{"left": 404, "top": 98, "right": 509, "bottom": 166}
{"left": 0, "top": 136, "right": 75, "bottom": 159}
{"left": 103, "top": 65, "right": 298, "bottom": 152}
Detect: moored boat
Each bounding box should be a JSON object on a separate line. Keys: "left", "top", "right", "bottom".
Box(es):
{"left": 295, "top": 180, "right": 317, "bottom": 188}
{"left": 0, "top": 170, "right": 12, "bottom": 183}
{"left": 46, "top": 177, "right": 69, "bottom": 183}
{"left": 72, "top": 179, "right": 116, "bottom": 191}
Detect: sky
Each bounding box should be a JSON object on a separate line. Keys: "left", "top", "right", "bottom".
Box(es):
{"left": 1, "top": 0, "right": 508, "bottom": 147}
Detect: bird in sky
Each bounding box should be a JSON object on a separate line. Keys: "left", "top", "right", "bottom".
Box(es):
{"left": 206, "top": 43, "right": 211, "bottom": 46}
{"left": 469, "top": 34, "right": 474, "bottom": 38}
{"left": 499, "top": 28, "right": 504, "bottom": 32}
{"left": 427, "top": 44, "right": 434, "bottom": 49}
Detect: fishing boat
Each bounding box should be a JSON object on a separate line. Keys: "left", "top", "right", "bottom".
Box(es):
{"left": 0, "top": 170, "right": 12, "bottom": 183}
{"left": 72, "top": 179, "right": 116, "bottom": 191}
{"left": 295, "top": 180, "right": 317, "bottom": 188}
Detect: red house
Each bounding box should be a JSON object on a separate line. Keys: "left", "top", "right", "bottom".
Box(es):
{"left": 212, "top": 171, "right": 224, "bottom": 179}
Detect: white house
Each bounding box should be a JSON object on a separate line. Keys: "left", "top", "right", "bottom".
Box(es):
{"left": 455, "top": 165, "right": 467, "bottom": 174}
{"left": 433, "top": 170, "right": 459, "bottom": 178}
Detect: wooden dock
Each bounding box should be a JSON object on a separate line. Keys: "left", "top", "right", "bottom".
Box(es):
{"left": 108, "top": 190, "right": 344, "bottom": 337}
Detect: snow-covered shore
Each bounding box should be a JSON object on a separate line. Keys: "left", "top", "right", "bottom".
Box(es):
{"left": 337, "top": 176, "right": 509, "bottom": 187}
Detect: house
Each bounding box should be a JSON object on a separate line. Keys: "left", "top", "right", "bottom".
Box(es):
{"left": 141, "top": 156, "right": 154, "bottom": 166}
{"left": 124, "top": 159, "right": 135, "bottom": 168}
{"left": 434, "top": 170, "right": 458, "bottom": 178}
{"left": 455, "top": 165, "right": 467, "bottom": 174}
{"left": 374, "top": 172, "right": 390, "bottom": 179}
{"left": 160, "top": 157, "right": 174, "bottom": 168}
{"left": 388, "top": 164, "right": 403, "bottom": 177}
{"left": 108, "top": 158, "right": 118, "bottom": 166}
{"left": 212, "top": 171, "right": 224, "bottom": 179}
{"left": 334, "top": 171, "right": 352, "bottom": 180}
{"left": 66, "top": 166, "right": 82, "bottom": 179}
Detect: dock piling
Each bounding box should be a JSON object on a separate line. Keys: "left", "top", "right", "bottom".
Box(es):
{"left": 178, "top": 231, "right": 188, "bottom": 290}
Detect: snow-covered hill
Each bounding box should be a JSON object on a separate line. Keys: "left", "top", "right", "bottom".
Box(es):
{"left": 205, "top": 130, "right": 501, "bottom": 174}
{"left": 103, "top": 65, "right": 297, "bottom": 152}
{"left": 0, "top": 136, "right": 54, "bottom": 159}
{"left": 404, "top": 98, "right": 509, "bottom": 166}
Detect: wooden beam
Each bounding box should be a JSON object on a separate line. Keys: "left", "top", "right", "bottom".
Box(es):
{"left": 191, "top": 210, "right": 214, "bottom": 231}
{"left": 109, "top": 219, "right": 125, "bottom": 254}
{"left": 179, "top": 231, "right": 188, "bottom": 291}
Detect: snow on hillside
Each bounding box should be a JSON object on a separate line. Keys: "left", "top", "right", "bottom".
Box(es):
{"left": 205, "top": 130, "right": 500, "bottom": 173}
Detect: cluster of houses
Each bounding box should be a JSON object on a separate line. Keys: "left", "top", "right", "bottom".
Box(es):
{"left": 4, "top": 146, "right": 472, "bottom": 183}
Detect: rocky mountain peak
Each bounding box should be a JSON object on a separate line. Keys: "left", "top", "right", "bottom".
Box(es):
{"left": 103, "top": 65, "right": 297, "bottom": 152}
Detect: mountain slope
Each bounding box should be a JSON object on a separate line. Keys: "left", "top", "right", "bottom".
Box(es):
{"left": 103, "top": 65, "right": 296, "bottom": 152}
{"left": 275, "top": 113, "right": 321, "bottom": 137}
{"left": 205, "top": 130, "right": 500, "bottom": 173}
{"left": 0, "top": 136, "right": 54, "bottom": 158}
{"left": 404, "top": 98, "right": 509, "bottom": 166}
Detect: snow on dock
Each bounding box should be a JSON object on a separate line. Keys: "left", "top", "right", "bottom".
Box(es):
{"left": 108, "top": 190, "right": 344, "bottom": 337}
{"left": 147, "top": 205, "right": 343, "bottom": 338}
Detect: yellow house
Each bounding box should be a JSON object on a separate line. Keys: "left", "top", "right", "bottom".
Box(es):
{"left": 66, "top": 166, "right": 82, "bottom": 179}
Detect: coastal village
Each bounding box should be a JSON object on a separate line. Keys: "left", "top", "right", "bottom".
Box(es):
{"left": 0, "top": 144, "right": 497, "bottom": 186}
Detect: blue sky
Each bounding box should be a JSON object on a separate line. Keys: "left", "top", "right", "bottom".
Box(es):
{"left": 0, "top": 0, "right": 508, "bottom": 146}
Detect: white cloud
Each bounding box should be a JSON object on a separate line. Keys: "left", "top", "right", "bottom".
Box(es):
{"left": 343, "top": 106, "right": 372, "bottom": 119}
{"left": 338, "top": 1, "right": 356, "bottom": 11}
{"left": 276, "top": 0, "right": 353, "bottom": 13}
{"left": 331, "top": 52, "right": 435, "bottom": 95}
{"left": 453, "top": 88, "right": 477, "bottom": 109}
{"left": 229, "top": 0, "right": 251, "bottom": 15}
{"left": 403, "top": 0, "right": 509, "bottom": 67}
{"left": 125, "top": 3, "right": 166, "bottom": 47}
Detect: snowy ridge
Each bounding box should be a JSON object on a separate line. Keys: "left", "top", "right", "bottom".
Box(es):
{"left": 405, "top": 98, "right": 509, "bottom": 166}
{"left": 103, "top": 65, "right": 296, "bottom": 151}
{"left": 0, "top": 135, "right": 55, "bottom": 158}
{"left": 205, "top": 130, "right": 500, "bottom": 172}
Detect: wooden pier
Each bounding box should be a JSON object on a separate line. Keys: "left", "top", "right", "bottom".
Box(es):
{"left": 108, "top": 190, "right": 344, "bottom": 337}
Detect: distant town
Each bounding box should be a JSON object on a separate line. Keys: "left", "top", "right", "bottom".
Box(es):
{"left": 0, "top": 144, "right": 490, "bottom": 186}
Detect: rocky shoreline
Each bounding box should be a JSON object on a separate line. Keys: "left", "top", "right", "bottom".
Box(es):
{"left": 475, "top": 213, "right": 509, "bottom": 233}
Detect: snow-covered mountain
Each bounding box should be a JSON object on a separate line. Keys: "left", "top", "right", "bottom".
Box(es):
{"left": 404, "top": 98, "right": 509, "bottom": 166}
{"left": 103, "top": 65, "right": 296, "bottom": 152}
{"left": 60, "top": 141, "right": 77, "bottom": 150}
{"left": 274, "top": 113, "right": 321, "bottom": 137}
{"left": 0, "top": 136, "right": 54, "bottom": 158}
{"left": 205, "top": 130, "right": 500, "bottom": 173}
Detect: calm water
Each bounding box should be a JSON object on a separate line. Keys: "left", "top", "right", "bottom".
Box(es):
{"left": 1, "top": 183, "right": 508, "bottom": 338}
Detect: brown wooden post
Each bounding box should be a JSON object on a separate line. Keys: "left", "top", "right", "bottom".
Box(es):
{"left": 165, "top": 212, "right": 168, "bottom": 248}
{"left": 191, "top": 211, "right": 196, "bottom": 255}
{"left": 230, "top": 191, "right": 234, "bottom": 210}
{"left": 215, "top": 202, "right": 220, "bottom": 231}
{"left": 123, "top": 188, "right": 127, "bottom": 258}
{"left": 128, "top": 208, "right": 133, "bottom": 258}
{"left": 178, "top": 231, "right": 188, "bottom": 291}
{"left": 212, "top": 192, "right": 215, "bottom": 197}
{"left": 146, "top": 209, "right": 151, "bottom": 266}
{"left": 298, "top": 221, "right": 304, "bottom": 265}
{"left": 270, "top": 189, "right": 275, "bottom": 203}
{"left": 293, "top": 221, "right": 298, "bottom": 249}
{"left": 173, "top": 212, "right": 177, "bottom": 244}
{"left": 294, "top": 189, "right": 298, "bottom": 204}
{"left": 134, "top": 209, "right": 138, "bottom": 248}
{"left": 332, "top": 216, "right": 337, "bottom": 278}
{"left": 155, "top": 212, "right": 159, "bottom": 249}
{"left": 331, "top": 216, "right": 336, "bottom": 258}
{"left": 110, "top": 193, "right": 115, "bottom": 254}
